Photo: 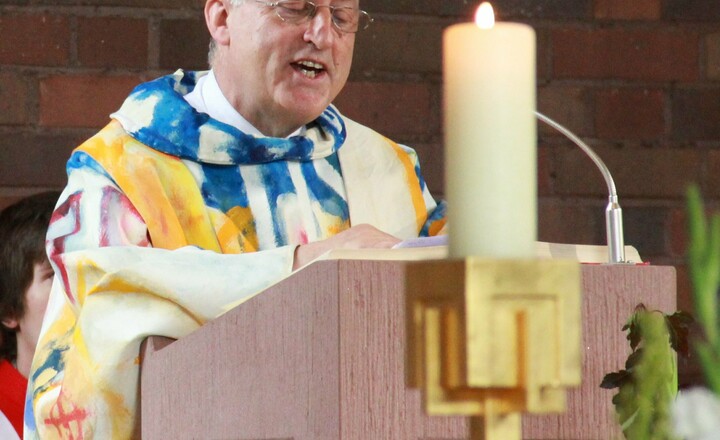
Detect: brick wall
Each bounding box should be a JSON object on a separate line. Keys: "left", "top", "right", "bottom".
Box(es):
{"left": 2, "top": 0, "right": 719, "bottom": 384}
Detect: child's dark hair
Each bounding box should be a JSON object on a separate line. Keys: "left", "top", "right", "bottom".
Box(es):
{"left": 0, "top": 191, "right": 60, "bottom": 361}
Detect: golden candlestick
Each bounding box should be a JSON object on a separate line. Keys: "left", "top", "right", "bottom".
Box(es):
{"left": 406, "top": 258, "right": 582, "bottom": 440}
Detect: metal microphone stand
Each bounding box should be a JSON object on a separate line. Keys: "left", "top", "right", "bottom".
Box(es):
{"left": 535, "top": 111, "right": 627, "bottom": 264}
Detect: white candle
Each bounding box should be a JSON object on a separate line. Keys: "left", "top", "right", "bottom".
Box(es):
{"left": 444, "top": 2, "right": 537, "bottom": 258}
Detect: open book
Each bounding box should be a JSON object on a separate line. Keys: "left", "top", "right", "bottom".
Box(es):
{"left": 318, "top": 236, "right": 642, "bottom": 264}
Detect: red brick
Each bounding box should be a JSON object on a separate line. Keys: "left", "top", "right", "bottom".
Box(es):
{"left": 505, "top": 1, "right": 592, "bottom": 19}
{"left": 706, "top": 33, "right": 720, "bottom": 80}
{"left": 552, "top": 28, "right": 699, "bottom": 82}
{"left": 665, "top": 0, "right": 720, "bottom": 20}
{"left": 29, "top": 0, "right": 202, "bottom": 8}
{"left": 668, "top": 207, "right": 688, "bottom": 258}
{"left": 538, "top": 201, "right": 604, "bottom": 245}
{"left": 410, "top": 142, "right": 444, "bottom": 198}
{"left": 0, "top": 131, "right": 92, "bottom": 187}
{"left": 672, "top": 88, "right": 720, "bottom": 141}
{"left": 674, "top": 263, "right": 692, "bottom": 313}
{"left": 537, "top": 145, "right": 553, "bottom": 197}
{"left": 0, "top": 14, "right": 70, "bottom": 66}
{"left": 594, "top": 0, "right": 661, "bottom": 20}
{"left": 623, "top": 206, "right": 669, "bottom": 257}
{"left": 595, "top": 88, "right": 665, "bottom": 140}
{"left": 78, "top": 17, "right": 149, "bottom": 69}
{"left": 537, "top": 30, "right": 551, "bottom": 81}
{"left": 353, "top": 21, "right": 443, "bottom": 75}
{"left": 159, "top": 18, "right": 210, "bottom": 70}
{"left": 702, "top": 151, "right": 720, "bottom": 199}
{"left": 334, "top": 81, "right": 439, "bottom": 137}
{"left": 554, "top": 145, "right": 702, "bottom": 199}
{"left": 362, "top": 1, "right": 592, "bottom": 19}
{"left": 540, "top": 178, "right": 679, "bottom": 261}
{"left": 360, "top": 1, "right": 473, "bottom": 17}
{"left": 538, "top": 85, "right": 594, "bottom": 137}
{"left": 0, "top": 72, "right": 33, "bottom": 125}
{"left": 39, "top": 75, "right": 144, "bottom": 128}
{"left": 0, "top": 191, "right": 64, "bottom": 214}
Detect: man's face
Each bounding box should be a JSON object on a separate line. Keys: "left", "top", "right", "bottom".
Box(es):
{"left": 216, "top": 0, "right": 357, "bottom": 136}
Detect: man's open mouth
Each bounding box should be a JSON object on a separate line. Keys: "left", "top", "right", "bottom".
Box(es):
{"left": 293, "top": 60, "right": 325, "bottom": 79}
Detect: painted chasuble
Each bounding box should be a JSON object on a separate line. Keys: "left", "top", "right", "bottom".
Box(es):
{"left": 26, "top": 70, "right": 446, "bottom": 439}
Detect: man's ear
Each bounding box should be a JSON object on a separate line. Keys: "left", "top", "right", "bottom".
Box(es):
{"left": 206, "top": 0, "right": 232, "bottom": 47}
{"left": 1, "top": 316, "right": 18, "bottom": 330}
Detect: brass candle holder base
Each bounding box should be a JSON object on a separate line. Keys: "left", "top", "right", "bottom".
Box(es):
{"left": 405, "top": 258, "right": 582, "bottom": 440}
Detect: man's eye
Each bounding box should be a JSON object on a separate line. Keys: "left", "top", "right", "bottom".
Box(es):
{"left": 280, "top": 1, "right": 309, "bottom": 12}
{"left": 333, "top": 9, "right": 354, "bottom": 24}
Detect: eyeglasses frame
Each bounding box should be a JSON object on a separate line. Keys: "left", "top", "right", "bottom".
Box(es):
{"left": 254, "top": 0, "right": 374, "bottom": 33}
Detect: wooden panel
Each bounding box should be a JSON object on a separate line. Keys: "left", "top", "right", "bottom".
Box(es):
{"left": 141, "top": 262, "right": 343, "bottom": 439}
{"left": 523, "top": 264, "right": 676, "bottom": 439}
{"left": 140, "top": 261, "right": 675, "bottom": 440}
{"left": 338, "top": 260, "right": 469, "bottom": 439}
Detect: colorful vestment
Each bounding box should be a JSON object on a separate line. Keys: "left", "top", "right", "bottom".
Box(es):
{"left": 26, "top": 70, "right": 445, "bottom": 439}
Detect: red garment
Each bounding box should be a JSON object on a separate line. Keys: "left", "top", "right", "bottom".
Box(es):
{"left": 0, "top": 359, "right": 27, "bottom": 437}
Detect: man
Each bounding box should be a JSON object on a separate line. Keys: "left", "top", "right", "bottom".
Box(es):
{"left": 27, "top": 0, "right": 445, "bottom": 438}
{"left": 0, "top": 192, "right": 59, "bottom": 439}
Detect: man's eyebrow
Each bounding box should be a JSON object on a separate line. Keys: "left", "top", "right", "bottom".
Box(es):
{"left": 332, "top": 0, "right": 357, "bottom": 8}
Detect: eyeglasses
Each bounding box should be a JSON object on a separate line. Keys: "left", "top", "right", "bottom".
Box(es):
{"left": 254, "top": 0, "right": 373, "bottom": 34}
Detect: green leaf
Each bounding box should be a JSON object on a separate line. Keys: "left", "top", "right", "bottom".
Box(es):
{"left": 625, "top": 349, "right": 643, "bottom": 371}
{"left": 687, "top": 186, "right": 720, "bottom": 346}
{"left": 603, "top": 307, "right": 679, "bottom": 440}
{"left": 685, "top": 186, "right": 720, "bottom": 393}
{"left": 625, "top": 304, "right": 650, "bottom": 352}
{"left": 665, "top": 311, "right": 694, "bottom": 357}
{"left": 600, "top": 370, "right": 631, "bottom": 389}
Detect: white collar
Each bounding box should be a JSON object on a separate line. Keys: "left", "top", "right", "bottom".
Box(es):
{"left": 183, "top": 70, "right": 304, "bottom": 138}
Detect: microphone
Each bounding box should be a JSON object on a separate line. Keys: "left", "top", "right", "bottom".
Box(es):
{"left": 535, "top": 111, "right": 627, "bottom": 264}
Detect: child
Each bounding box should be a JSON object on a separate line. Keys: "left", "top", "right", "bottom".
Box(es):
{"left": 0, "top": 191, "right": 60, "bottom": 439}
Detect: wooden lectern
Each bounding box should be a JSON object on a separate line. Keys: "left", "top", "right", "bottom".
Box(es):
{"left": 140, "top": 259, "right": 675, "bottom": 440}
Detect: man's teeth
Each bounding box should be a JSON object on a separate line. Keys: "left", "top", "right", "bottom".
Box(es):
{"left": 299, "top": 61, "right": 323, "bottom": 69}
{"left": 300, "top": 68, "right": 317, "bottom": 78}
{"left": 297, "top": 61, "right": 323, "bottom": 78}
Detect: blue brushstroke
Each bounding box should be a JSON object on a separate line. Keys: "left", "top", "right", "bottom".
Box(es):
{"left": 301, "top": 157, "right": 348, "bottom": 219}
{"left": 116, "top": 71, "right": 346, "bottom": 165}
{"left": 260, "top": 162, "right": 297, "bottom": 245}
{"left": 199, "top": 164, "right": 251, "bottom": 213}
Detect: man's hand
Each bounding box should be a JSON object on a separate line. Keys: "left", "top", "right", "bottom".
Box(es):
{"left": 293, "top": 224, "right": 401, "bottom": 270}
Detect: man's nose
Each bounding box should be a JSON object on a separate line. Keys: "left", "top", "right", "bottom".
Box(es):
{"left": 304, "top": 7, "right": 336, "bottom": 48}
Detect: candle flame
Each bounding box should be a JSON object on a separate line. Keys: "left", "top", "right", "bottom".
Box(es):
{"left": 475, "top": 2, "right": 495, "bottom": 29}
